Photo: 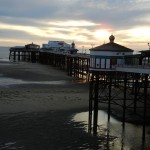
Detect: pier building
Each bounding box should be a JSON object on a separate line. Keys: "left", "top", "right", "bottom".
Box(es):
{"left": 9, "top": 43, "right": 40, "bottom": 63}
{"left": 89, "top": 35, "right": 133, "bottom": 70}
{"left": 42, "top": 41, "right": 78, "bottom": 54}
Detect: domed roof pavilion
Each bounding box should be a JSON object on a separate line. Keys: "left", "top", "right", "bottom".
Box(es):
{"left": 90, "top": 35, "right": 133, "bottom": 52}
{"left": 89, "top": 35, "right": 134, "bottom": 70}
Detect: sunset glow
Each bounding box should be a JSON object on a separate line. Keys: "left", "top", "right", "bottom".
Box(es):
{"left": 94, "top": 30, "right": 111, "bottom": 40}
{"left": 0, "top": 0, "right": 150, "bottom": 51}
{"left": 48, "top": 20, "right": 98, "bottom": 27}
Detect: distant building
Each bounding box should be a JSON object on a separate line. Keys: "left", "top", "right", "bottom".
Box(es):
{"left": 10, "top": 42, "right": 40, "bottom": 51}
{"left": 43, "top": 41, "right": 70, "bottom": 51}
{"left": 139, "top": 50, "right": 150, "bottom": 65}
{"left": 9, "top": 42, "right": 40, "bottom": 62}
{"left": 42, "top": 41, "right": 78, "bottom": 54}
{"left": 25, "top": 42, "right": 40, "bottom": 50}
{"left": 68, "top": 41, "right": 78, "bottom": 54}
{"left": 89, "top": 35, "right": 134, "bottom": 69}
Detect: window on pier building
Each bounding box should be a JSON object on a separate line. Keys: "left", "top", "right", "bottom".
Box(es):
{"left": 90, "top": 57, "right": 95, "bottom": 68}
{"left": 90, "top": 57, "right": 112, "bottom": 69}
{"left": 142, "top": 57, "right": 150, "bottom": 65}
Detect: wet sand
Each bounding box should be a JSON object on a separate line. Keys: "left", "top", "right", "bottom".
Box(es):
{"left": 0, "top": 62, "right": 114, "bottom": 150}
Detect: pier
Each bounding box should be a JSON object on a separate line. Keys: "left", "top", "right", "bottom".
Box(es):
{"left": 39, "top": 51, "right": 90, "bottom": 79}
{"left": 9, "top": 47, "right": 90, "bottom": 80}
{"left": 9, "top": 41, "right": 150, "bottom": 142}
{"left": 9, "top": 43, "right": 40, "bottom": 63}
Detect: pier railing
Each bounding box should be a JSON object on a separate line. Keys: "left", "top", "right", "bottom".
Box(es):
{"left": 116, "top": 64, "right": 150, "bottom": 69}
{"left": 116, "top": 64, "right": 150, "bottom": 74}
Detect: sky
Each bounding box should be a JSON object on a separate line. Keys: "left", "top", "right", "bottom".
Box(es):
{"left": 0, "top": 0, "right": 150, "bottom": 52}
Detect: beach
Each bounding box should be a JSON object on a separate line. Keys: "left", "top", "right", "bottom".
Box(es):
{"left": 1, "top": 61, "right": 150, "bottom": 150}
{"left": 0, "top": 62, "right": 112, "bottom": 150}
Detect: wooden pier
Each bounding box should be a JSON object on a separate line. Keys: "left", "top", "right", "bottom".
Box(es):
{"left": 9, "top": 43, "right": 40, "bottom": 63}
{"left": 38, "top": 51, "right": 90, "bottom": 80}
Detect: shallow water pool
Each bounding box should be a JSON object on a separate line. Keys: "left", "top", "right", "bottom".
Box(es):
{"left": 73, "top": 110, "right": 150, "bottom": 150}
{"left": 0, "top": 76, "right": 67, "bottom": 87}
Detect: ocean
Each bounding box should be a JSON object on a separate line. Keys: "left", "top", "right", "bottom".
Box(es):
{"left": 0, "top": 46, "right": 10, "bottom": 61}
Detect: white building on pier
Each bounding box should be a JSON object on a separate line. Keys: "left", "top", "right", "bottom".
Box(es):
{"left": 42, "top": 41, "right": 78, "bottom": 54}
{"left": 89, "top": 35, "right": 134, "bottom": 70}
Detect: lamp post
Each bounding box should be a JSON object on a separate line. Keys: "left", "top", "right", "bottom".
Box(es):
{"left": 148, "top": 43, "right": 150, "bottom": 50}
{"left": 82, "top": 46, "right": 84, "bottom": 54}
{"left": 91, "top": 44, "right": 95, "bottom": 48}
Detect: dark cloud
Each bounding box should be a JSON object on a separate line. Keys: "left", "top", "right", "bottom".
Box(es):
{"left": 0, "top": 0, "right": 149, "bottom": 29}
{"left": 0, "top": 0, "right": 61, "bottom": 19}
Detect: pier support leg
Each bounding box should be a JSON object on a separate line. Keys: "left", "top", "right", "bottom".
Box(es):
{"left": 142, "top": 74, "right": 148, "bottom": 141}
{"left": 9, "top": 51, "right": 11, "bottom": 60}
{"left": 88, "top": 75, "right": 94, "bottom": 133}
{"left": 134, "top": 78, "right": 138, "bottom": 113}
{"left": 81, "top": 59, "right": 84, "bottom": 79}
{"left": 13, "top": 51, "right": 16, "bottom": 61}
{"left": 93, "top": 72, "right": 99, "bottom": 135}
{"left": 18, "top": 51, "right": 20, "bottom": 61}
{"left": 123, "top": 72, "right": 127, "bottom": 128}
{"left": 108, "top": 75, "right": 112, "bottom": 121}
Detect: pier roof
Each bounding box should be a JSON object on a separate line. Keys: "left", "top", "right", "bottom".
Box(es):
{"left": 140, "top": 50, "right": 150, "bottom": 57}
{"left": 10, "top": 42, "right": 40, "bottom": 52}
{"left": 25, "top": 43, "right": 40, "bottom": 49}
{"left": 90, "top": 35, "right": 133, "bottom": 52}
{"left": 90, "top": 42, "right": 133, "bottom": 52}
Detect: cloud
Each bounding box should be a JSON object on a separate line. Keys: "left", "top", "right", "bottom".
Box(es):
{"left": 0, "top": 20, "right": 100, "bottom": 47}
{"left": 48, "top": 20, "right": 98, "bottom": 27}
{"left": 0, "top": 0, "right": 150, "bottom": 51}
